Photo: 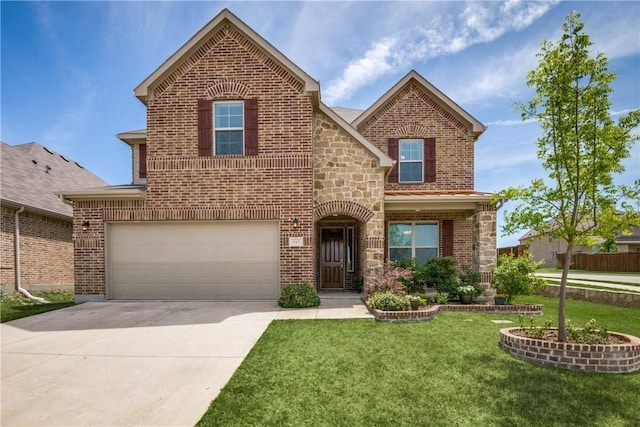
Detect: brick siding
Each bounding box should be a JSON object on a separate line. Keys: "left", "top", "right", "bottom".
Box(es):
{"left": 1, "top": 206, "right": 73, "bottom": 288}
{"left": 357, "top": 82, "right": 475, "bottom": 191}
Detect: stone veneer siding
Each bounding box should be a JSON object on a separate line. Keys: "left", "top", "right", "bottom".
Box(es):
{"left": 473, "top": 203, "right": 497, "bottom": 290}
{"left": 357, "top": 82, "right": 475, "bottom": 191}
{"left": 313, "top": 111, "right": 386, "bottom": 288}
{"left": 0, "top": 206, "right": 73, "bottom": 289}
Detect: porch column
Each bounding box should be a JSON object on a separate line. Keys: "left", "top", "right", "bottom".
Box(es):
{"left": 473, "top": 203, "right": 497, "bottom": 295}
{"left": 363, "top": 214, "right": 385, "bottom": 294}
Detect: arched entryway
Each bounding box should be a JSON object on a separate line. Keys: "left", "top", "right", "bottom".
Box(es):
{"left": 314, "top": 201, "right": 375, "bottom": 292}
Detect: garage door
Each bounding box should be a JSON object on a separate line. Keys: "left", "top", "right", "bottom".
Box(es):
{"left": 107, "top": 221, "right": 279, "bottom": 300}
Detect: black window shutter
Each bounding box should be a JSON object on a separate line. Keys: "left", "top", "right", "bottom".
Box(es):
{"left": 139, "top": 143, "right": 147, "bottom": 178}
{"left": 424, "top": 138, "right": 436, "bottom": 182}
{"left": 441, "top": 219, "right": 454, "bottom": 257}
{"left": 244, "top": 98, "right": 258, "bottom": 156}
{"left": 197, "top": 99, "right": 213, "bottom": 156}
{"left": 388, "top": 138, "right": 399, "bottom": 183}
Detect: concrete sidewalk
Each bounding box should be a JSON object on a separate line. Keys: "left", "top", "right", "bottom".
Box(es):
{"left": 1, "top": 298, "right": 370, "bottom": 427}
{"left": 536, "top": 272, "right": 640, "bottom": 293}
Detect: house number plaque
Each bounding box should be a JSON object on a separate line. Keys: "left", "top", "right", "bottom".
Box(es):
{"left": 288, "top": 236, "right": 303, "bottom": 247}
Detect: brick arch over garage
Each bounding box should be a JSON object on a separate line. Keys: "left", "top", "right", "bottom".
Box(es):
{"left": 313, "top": 200, "right": 374, "bottom": 223}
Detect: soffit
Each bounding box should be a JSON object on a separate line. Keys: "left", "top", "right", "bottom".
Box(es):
{"left": 384, "top": 189, "right": 494, "bottom": 211}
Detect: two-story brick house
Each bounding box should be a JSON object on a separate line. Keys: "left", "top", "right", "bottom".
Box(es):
{"left": 60, "top": 9, "right": 497, "bottom": 301}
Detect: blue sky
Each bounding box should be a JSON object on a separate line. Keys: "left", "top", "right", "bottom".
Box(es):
{"left": 2, "top": 1, "right": 639, "bottom": 247}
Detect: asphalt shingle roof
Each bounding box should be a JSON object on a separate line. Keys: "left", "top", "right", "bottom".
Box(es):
{"left": 1, "top": 142, "right": 108, "bottom": 218}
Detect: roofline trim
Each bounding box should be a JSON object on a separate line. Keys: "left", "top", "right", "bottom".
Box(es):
{"left": 56, "top": 187, "right": 147, "bottom": 203}
{"left": 134, "top": 9, "right": 319, "bottom": 103}
{"left": 0, "top": 199, "right": 72, "bottom": 222}
{"left": 116, "top": 131, "right": 147, "bottom": 145}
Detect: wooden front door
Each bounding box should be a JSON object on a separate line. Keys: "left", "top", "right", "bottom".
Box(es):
{"left": 321, "top": 228, "right": 344, "bottom": 289}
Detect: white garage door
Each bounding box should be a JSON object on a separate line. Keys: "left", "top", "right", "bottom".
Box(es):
{"left": 107, "top": 221, "right": 279, "bottom": 300}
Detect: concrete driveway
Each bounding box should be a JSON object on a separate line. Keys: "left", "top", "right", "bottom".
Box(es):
{"left": 1, "top": 299, "right": 371, "bottom": 426}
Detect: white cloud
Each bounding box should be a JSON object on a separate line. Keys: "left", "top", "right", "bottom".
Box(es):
{"left": 323, "top": 0, "right": 559, "bottom": 105}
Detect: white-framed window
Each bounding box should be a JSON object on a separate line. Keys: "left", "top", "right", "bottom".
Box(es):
{"left": 214, "top": 101, "right": 244, "bottom": 155}
{"left": 399, "top": 139, "right": 423, "bottom": 183}
{"left": 388, "top": 222, "right": 439, "bottom": 264}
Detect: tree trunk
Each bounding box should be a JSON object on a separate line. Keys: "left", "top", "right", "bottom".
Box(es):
{"left": 558, "top": 244, "right": 574, "bottom": 342}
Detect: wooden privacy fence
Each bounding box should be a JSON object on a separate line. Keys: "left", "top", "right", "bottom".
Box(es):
{"left": 556, "top": 252, "right": 640, "bottom": 272}
{"left": 497, "top": 245, "right": 527, "bottom": 258}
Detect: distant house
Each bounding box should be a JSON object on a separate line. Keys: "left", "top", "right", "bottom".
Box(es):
{"left": 615, "top": 226, "right": 640, "bottom": 253}
{"left": 519, "top": 226, "right": 640, "bottom": 268}
{"left": 518, "top": 230, "right": 594, "bottom": 268}
{"left": 0, "top": 142, "right": 108, "bottom": 291}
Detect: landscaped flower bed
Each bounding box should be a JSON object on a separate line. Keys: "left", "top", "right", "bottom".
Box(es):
{"left": 363, "top": 299, "right": 544, "bottom": 322}
{"left": 499, "top": 327, "right": 640, "bottom": 373}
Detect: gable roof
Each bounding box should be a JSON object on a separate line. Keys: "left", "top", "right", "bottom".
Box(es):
{"left": 134, "top": 8, "right": 319, "bottom": 104}
{"left": 352, "top": 70, "right": 486, "bottom": 139}
{"left": 0, "top": 142, "right": 108, "bottom": 219}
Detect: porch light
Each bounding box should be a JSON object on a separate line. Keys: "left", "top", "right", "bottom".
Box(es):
{"left": 82, "top": 220, "right": 90, "bottom": 231}
{"left": 292, "top": 218, "right": 300, "bottom": 228}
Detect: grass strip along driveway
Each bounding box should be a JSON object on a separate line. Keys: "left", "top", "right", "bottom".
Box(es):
{"left": 198, "top": 296, "right": 640, "bottom": 427}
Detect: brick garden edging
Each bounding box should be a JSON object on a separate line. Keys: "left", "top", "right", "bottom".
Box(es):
{"left": 363, "top": 299, "right": 544, "bottom": 322}
{"left": 499, "top": 327, "right": 640, "bottom": 373}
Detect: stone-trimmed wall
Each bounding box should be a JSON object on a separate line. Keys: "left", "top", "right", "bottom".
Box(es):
{"left": 539, "top": 285, "right": 640, "bottom": 308}
{"left": 313, "top": 111, "right": 386, "bottom": 289}
{"left": 1, "top": 206, "right": 73, "bottom": 289}
{"left": 473, "top": 203, "right": 497, "bottom": 291}
{"left": 500, "top": 327, "right": 640, "bottom": 373}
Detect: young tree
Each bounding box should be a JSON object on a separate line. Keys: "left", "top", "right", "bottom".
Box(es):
{"left": 496, "top": 12, "right": 640, "bottom": 341}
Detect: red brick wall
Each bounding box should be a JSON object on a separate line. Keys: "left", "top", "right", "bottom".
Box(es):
{"left": 0, "top": 206, "right": 73, "bottom": 288}
{"left": 357, "top": 82, "right": 475, "bottom": 191}
{"left": 73, "top": 24, "right": 316, "bottom": 297}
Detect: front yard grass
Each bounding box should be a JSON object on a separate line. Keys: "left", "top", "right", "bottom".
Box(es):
{"left": 0, "top": 290, "right": 75, "bottom": 323}
{"left": 198, "top": 295, "right": 640, "bottom": 427}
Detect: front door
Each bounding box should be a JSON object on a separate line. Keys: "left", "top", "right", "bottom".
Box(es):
{"left": 321, "top": 228, "right": 344, "bottom": 289}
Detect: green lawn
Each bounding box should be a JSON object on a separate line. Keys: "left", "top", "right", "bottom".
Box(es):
{"left": 0, "top": 290, "right": 75, "bottom": 323}
{"left": 198, "top": 296, "right": 640, "bottom": 427}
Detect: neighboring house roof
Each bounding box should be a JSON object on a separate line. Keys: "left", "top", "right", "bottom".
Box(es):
{"left": 352, "top": 70, "right": 486, "bottom": 140}
{"left": 134, "top": 8, "right": 319, "bottom": 104}
{"left": 616, "top": 226, "right": 640, "bottom": 244}
{"left": 1, "top": 141, "right": 108, "bottom": 219}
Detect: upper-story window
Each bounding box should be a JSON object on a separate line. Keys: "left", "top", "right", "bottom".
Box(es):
{"left": 198, "top": 98, "right": 258, "bottom": 156}
{"left": 214, "top": 101, "right": 244, "bottom": 155}
{"left": 399, "top": 139, "right": 423, "bottom": 182}
{"left": 387, "top": 138, "right": 436, "bottom": 184}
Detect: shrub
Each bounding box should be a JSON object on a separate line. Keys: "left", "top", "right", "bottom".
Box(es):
{"left": 367, "top": 291, "right": 410, "bottom": 311}
{"left": 491, "top": 252, "right": 546, "bottom": 303}
{"left": 392, "top": 259, "right": 429, "bottom": 294}
{"left": 370, "top": 261, "right": 413, "bottom": 295}
{"left": 459, "top": 264, "right": 482, "bottom": 293}
{"left": 278, "top": 283, "right": 321, "bottom": 308}
{"left": 567, "top": 319, "right": 609, "bottom": 344}
{"left": 424, "top": 257, "right": 459, "bottom": 296}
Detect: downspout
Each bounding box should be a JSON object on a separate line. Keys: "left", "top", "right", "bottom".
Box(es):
{"left": 14, "top": 207, "right": 48, "bottom": 303}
